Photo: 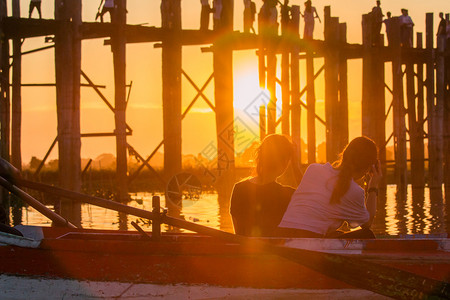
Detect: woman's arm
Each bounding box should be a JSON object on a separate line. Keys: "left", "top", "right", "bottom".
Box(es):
{"left": 362, "top": 160, "right": 382, "bottom": 227}
{"left": 314, "top": 8, "right": 321, "bottom": 23}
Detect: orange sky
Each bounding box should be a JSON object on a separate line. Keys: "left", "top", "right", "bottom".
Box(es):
{"left": 14, "top": 0, "right": 449, "bottom": 165}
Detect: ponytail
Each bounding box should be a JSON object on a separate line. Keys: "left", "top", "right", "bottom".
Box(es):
{"left": 330, "top": 159, "right": 353, "bottom": 204}
{"left": 329, "top": 136, "right": 378, "bottom": 204}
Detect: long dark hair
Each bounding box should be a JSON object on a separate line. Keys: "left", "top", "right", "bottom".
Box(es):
{"left": 329, "top": 136, "right": 378, "bottom": 204}
{"left": 255, "top": 134, "right": 294, "bottom": 182}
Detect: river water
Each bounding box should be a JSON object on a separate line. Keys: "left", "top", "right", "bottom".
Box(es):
{"left": 13, "top": 185, "right": 449, "bottom": 236}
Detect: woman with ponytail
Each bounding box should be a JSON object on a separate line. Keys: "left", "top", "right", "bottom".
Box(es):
{"left": 230, "top": 134, "right": 302, "bottom": 237}
{"left": 277, "top": 136, "right": 382, "bottom": 238}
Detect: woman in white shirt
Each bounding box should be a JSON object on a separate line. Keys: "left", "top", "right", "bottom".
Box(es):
{"left": 277, "top": 136, "right": 382, "bottom": 238}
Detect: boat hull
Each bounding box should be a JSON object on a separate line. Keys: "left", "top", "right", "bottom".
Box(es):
{"left": 1, "top": 227, "right": 449, "bottom": 289}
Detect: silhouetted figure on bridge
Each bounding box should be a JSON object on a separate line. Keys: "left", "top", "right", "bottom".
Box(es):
{"left": 371, "top": 0, "right": 383, "bottom": 46}
{"left": 383, "top": 11, "right": 393, "bottom": 46}
{"left": 200, "top": 0, "right": 212, "bottom": 31}
{"left": 302, "top": 0, "right": 320, "bottom": 40}
{"left": 399, "top": 8, "right": 414, "bottom": 48}
{"left": 243, "top": 0, "right": 256, "bottom": 33}
{"left": 29, "top": 0, "right": 42, "bottom": 19}
{"left": 280, "top": 0, "right": 291, "bottom": 33}
{"left": 213, "top": 0, "right": 222, "bottom": 31}
{"left": 96, "top": 0, "right": 115, "bottom": 23}
{"left": 259, "top": 0, "right": 279, "bottom": 36}
{"left": 437, "top": 12, "right": 447, "bottom": 37}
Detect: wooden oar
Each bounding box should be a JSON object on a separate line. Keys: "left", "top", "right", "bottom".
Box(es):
{"left": 0, "top": 177, "right": 77, "bottom": 228}
{"left": 15, "top": 177, "right": 450, "bottom": 300}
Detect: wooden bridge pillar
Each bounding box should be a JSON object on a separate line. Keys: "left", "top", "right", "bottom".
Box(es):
{"left": 161, "top": 0, "right": 182, "bottom": 190}
{"left": 11, "top": 0, "right": 21, "bottom": 170}
{"left": 113, "top": 0, "right": 128, "bottom": 202}
{"left": 0, "top": 0, "right": 10, "bottom": 221}
{"left": 306, "top": 42, "right": 316, "bottom": 163}
{"left": 445, "top": 27, "right": 450, "bottom": 199}
{"left": 266, "top": 47, "right": 277, "bottom": 134}
{"left": 54, "top": 0, "right": 82, "bottom": 193}
{"left": 426, "top": 13, "right": 443, "bottom": 189}
{"left": 213, "top": 0, "right": 235, "bottom": 198}
{"left": 324, "top": 6, "right": 340, "bottom": 162}
{"left": 362, "top": 14, "right": 386, "bottom": 184}
{"left": 290, "top": 6, "right": 300, "bottom": 159}
{"left": 54, "top": 0, "right": 82, "bottom": 225}
{"left": 407, "top": 33, "right": 425, "bottom": 189}
{"left": 280, "top": 3, "right": 290, "bottom": 137}
{"left": 391, "top": 17, "right": 407, "bottom": 193}
{"left": 337, "top": 23, "right": 348, "bottom": 153}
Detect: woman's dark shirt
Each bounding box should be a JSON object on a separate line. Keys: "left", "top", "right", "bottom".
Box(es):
{"left": 230, "top": 180, "right": 295, "bottom": 237}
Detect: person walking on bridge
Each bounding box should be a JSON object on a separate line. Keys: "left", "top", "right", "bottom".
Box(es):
{"left": 200, "top": 0, "right": 212, "bottom": 31}
{"left": 29, "top": 0, "right": 42, "bottom": 19}
{"left": 302, "top": 0, "right": 320, "bottom": 40}
{"left": 371, "top": 0, "right": 383, "bottom": 46}
{"left": 96, "top": 0, "right": 115, "bottom": 23}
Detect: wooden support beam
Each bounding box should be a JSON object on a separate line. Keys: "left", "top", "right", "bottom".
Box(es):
{"left": 9, "top": 45, "right": 55, "bottom": 58}
{"left": 33, "top": 136, "right": 58, "bottom": 178}
{"left": 362, "top": 14, "right": 386, "bottom": 186}
{"left": 281, "top": 26, "right": 290, "bottom": 136}
{"left": 445, "top": 39, "right": 450, "bottom": 200}
{"left": 0, "top": 0, "right": 10, "bottom": 222}
{"left": 306, "top": 49, "right": 316, "bottom": 163}
{"left": 259, "top": 105, "right": 266, "bottom": 141}
{"left": 290, "top": 5, "right": 300, "bottom": 159}
{"left": 161, "top": 0, "right": 182, "bottom": 194}
{"left": 11, "top": 0, "right": 21, "bottom": 171}
{"left": 426, "top": 13, "right": 443, "bottom": 189}
{"left": 112, "top": 0, "right": 129, "bottom": 202}
{"left": 324, "top": 7, "right": 340, "bottom": 162}
{"left": 337, "top": 22, "right": 348, "bottom": 153}
{"left": 433, "top": 33, "right": 445, "bottom": 188}
{"left": 407, "top": 33, "right": 425, "bottom": 189}
{"left": 391, "top": 16, "right": 407, "bottom": 193}
{"left": 53, "top": 0, "right": 82, "bottom": 225}
{"left": 213, "top": 0, "right": 235, "bottom": 199}
{"left": 266, "top": 47, "right": 277, "bottom": 134}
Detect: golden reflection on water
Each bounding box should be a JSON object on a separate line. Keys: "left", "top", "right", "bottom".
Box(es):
{"left": 13, "top": 185, "right": 448, "bottom": 236}
{"left": 374, "top": 185, "right": 447, "bottom": 236}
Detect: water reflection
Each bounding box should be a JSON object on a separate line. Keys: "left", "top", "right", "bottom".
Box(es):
{"left": 12, "top": 185, "right": 449, "bottom": 236}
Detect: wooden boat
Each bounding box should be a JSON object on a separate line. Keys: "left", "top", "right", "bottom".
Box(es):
{"left": 1, "top": 226, "right": 449, "bottom": 290}
{"left": 0, "top": 173, "right": 449, "bottom": 298}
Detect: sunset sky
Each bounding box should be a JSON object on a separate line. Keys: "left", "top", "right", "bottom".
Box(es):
{"left": 14, "top": 0, "right": 449, "bottom": 165}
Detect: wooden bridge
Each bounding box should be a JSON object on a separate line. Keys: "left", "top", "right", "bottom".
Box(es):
{"left": 0, "top": 0, "right": 449, "bottom": 226}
